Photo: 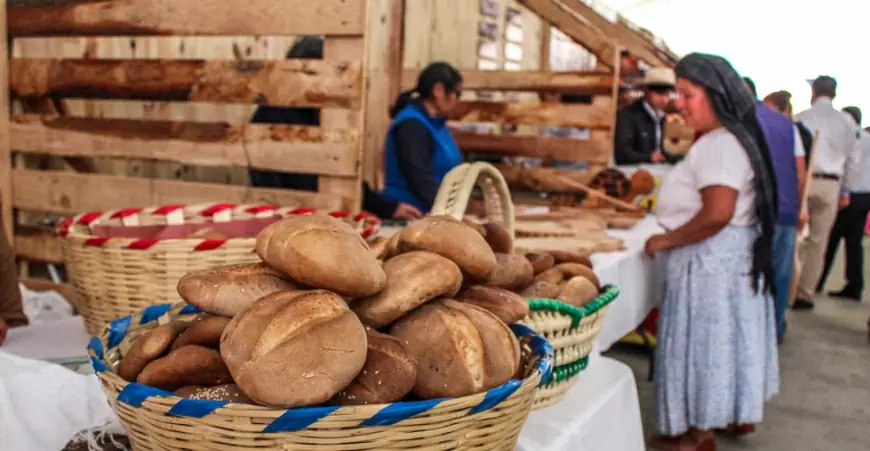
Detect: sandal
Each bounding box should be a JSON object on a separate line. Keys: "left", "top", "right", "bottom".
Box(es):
{"left": 650, "top": 432, "right": 716, "bottom": 451}
{"left": 714, "top": 423, "right": 756, "bottom": 436}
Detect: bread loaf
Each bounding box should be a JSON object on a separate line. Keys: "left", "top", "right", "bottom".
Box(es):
{"left": 137, "top": 345, "right": 233, "bottom": 391}
{"left": 486, "top": 253, "right": 534, "bottom": 291}
{"left": 548, "top": 250, "right": 593, "bottom": 268}
{"left": 170, "top": 316, "right": 230, "bottom": 351}
{"left": 463, "top": 219, "right": 487, "bottom": 237}
{"left": 398, "top": 216, "right": 496, "bottom": 282}
{"left": 455, "top": 286, "right": 529, "bottom": 324}
{"left": 175, "top": 384, "right": 255, "bottom": 404}
{"left": 525, "top": 252, "right": 555, "bottom": 274}
{"left": 520, "top": 280, "right": 561, "bottom": 299}
{"left": 220, "top": 290, "right": 367, "bottom": 408}
{"left": 390, "top": 300, "right": 520, "bottom": 399}
{"left": 367, "top": 236, "right": 390, "bottom": 260}
{"left": 554, "top": 263, "right": 600, "bottom": 289}
{"left": 482, "top": 222, "right": 513, "bottom": 253}
{"left": 330, "top": 327, "right": 417, "bottom": 405}
{"left": 117, "top": 322, "right": 188, "bottom": 381}
{"left": 256, "top": 215, "right": 386, "bottom": 297}
{"left": 352, "top": 251, "right": 462, "bottom": 328}
{"left": 557, "top": 276, "right": 599, "bottom": 307}
{"left": 177, "top": 263, "right": 301, "bottom": 317}
{"left": 534, "top": 267, "right": 564, "bottom": 285}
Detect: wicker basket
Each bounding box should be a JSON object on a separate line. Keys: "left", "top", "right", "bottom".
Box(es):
{"left": 432, "top": 163, "right": 619, "bottom": 408}
{"left": 58, "top": 203, "right": 380, "bottom": 335}
{"left": 88, "top": 302, "right": 554, "bottom": 450}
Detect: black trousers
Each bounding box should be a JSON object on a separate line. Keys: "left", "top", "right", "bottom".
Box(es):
{"left": 819, "top": 192, "right": 870, "bottom": 294}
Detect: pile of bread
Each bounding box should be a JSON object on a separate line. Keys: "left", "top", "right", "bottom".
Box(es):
{"left": 114, "top": 214, "right": 600, "bottom": 409}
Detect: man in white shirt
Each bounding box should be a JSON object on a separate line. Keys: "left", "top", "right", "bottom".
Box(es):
{"left": 793, "top": 76, "right": 863, "bottom": 310}
{"left": 817, "top": 108, "right": 870, "bottom": 301}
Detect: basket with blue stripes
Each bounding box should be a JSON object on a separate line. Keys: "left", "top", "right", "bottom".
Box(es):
{"left": 88, "top": 302, "right": 554, "bottom": 450}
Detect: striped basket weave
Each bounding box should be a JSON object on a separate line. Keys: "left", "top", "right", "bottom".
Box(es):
{"left": 58, "top": 203, "right": 380, "bottom": 335}
{"left": 432, "top": 162, "right": 619, "bottom": 409}
{"left": 88, "top": 302, "right": 554, "bottom": 450}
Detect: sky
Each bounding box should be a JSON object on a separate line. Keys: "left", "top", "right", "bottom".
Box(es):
{"left": 594, "top": 0, "right": 868, "bottom": 118}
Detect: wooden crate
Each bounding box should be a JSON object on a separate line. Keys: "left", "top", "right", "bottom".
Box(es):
{"left": 1, "top": 0, "right": 400, "bottom": 275}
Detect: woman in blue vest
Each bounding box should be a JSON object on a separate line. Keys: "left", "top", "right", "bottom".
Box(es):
{"left": 381, "top": 62, "right": 464, "bottom": 214}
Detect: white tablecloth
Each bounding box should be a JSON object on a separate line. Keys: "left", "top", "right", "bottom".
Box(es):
{"left": 516, "top": 356, "right": 645, "bottom": 451}
{"left": 3, "top": 316, "right": 90, "bottom": 364}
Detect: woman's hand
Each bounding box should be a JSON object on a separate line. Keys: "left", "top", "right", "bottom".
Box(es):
{"left": 644, "top": 234, "right": 671, "bottom": 258}
{"left": 393, "top": 203, "right": 423, "bottom": 221}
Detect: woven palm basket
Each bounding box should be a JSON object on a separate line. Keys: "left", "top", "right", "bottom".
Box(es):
{"left": 88, "top": 302, "right": 554, "bottom": 450}
{"left": 58, "top": 203, "right": 380, "bottom": 335}
{"left": 431, "top": 163, "right": 619, "bottom": 409}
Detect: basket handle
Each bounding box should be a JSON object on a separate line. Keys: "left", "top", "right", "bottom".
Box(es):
{"left": 430, "top": 162, "right": 516, "bottom": 240}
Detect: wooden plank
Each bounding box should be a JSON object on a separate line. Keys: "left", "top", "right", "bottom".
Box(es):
{"left": 0, "top": 0, "right": 10, "bottom": 241}
{"left": 453, "top": 130, "right": 611, "bottom": 163}
{"left": 451, "top": 101, "right": 611, "bottom": 129}
{"left": 517, "top": 0, "right": 616, "bottom": 70}
{"left": 11, "top": 169, "right": 353, "bottom": 214}
{"left": 14, "top": 226, "right": 62, "bottom": 264}
{"left": 10, "top": 59, "right": 362, "bottom": 108}
{"left": 402, "top": 69, "right": 614, "bottom": 93}
{"left": 10, "top": 115, "right": 359, "bottom": 176}
{"left": 7, "top": 0, "right": 365, "bottom": 37}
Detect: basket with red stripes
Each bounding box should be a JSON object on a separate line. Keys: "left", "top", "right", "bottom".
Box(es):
{"left": 57, "top": 203, "right": 380, "bottom": 335}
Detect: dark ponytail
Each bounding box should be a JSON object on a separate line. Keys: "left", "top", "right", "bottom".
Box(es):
{"left": 389, "top": 61, "right": 462, "bottom": 118}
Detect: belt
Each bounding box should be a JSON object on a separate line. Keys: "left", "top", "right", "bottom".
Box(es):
{"left": 813, "top": 173, "right": 840, "bottom": 181}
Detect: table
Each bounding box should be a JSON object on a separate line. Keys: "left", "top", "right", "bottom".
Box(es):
{"left": 516, "top": 356, "right": 645, "bottom": 451}
{"left": 3, "top": 316, "right": 90, "bottom": 365}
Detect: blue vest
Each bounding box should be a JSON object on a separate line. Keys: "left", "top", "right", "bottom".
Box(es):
{"left": 381, "top": 104, "right": 463, "bottom": 213}
{"left": 756, "top": 102, "right": 799, "bottom": 225}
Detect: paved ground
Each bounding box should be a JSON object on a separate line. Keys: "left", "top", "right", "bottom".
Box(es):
{"left": 606, "top": 241, "right": 870, "bottom": 451}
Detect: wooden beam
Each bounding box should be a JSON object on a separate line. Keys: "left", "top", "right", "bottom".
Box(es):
{"left": 10, "top": 59, "right": 362, "bottom": 108}
{"left": 616, "top": 16, "right": 679, "bottom": 65}
{"left": 14, "top": 226, "right": 62, "bottom": 264}
{"left": 11, "top": 169, "right": 353, "bottom": 214}
{"left": 20, "top": 278, "right": 78, "bottom": 309}
{"left": 451, "top": 101, "right": 612, "bottom": 129}
{"left": 0, "top": 0, "right": 11, "bottom": 242}
{"left": 10, "top": 115, "right": 359, "bottom": 176}
{"left": 7, "top": 0, "right": 365, "bottom": 37}
{"left": 518, "top": 0, "right": 616, "bottom": 70}
{"left": 453, "top": 130, "right": 611, "bottom": 163}
{"left": 402, "top": 69, "right": 615, "bottom": 94}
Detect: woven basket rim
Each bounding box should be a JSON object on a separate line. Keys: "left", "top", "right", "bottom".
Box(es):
{"left": 527, "top": 284, "right": 619, "bottom": 321}
{"left": 88, "top": 302, "right": 555, "bottom": 431}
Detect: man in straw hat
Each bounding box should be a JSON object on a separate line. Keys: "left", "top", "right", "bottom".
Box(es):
{"left": 614, "top": 67, "right": 681, "bottom": 165}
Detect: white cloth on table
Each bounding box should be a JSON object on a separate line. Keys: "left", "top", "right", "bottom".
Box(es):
{"left": 516, "top": 356, "right": 645, "bottom": 451}
{"left": 20, "top": 282, "right": 75, "bottom": 326}
{"left": 3, "top": 316, "right": 90, "bottom": 363}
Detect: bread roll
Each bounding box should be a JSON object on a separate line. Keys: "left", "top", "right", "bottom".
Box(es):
{"left": 177, "top": 262, "right": 301, "bottom": 317}
{"left": 137, "top": 345, "right": 233, "bottom": 391}
{"left": 390, "top": 300, "right": 520, "bottom": 399}
{"left": 256, "top": 215, "right": 386, "bottom": 297}
{"left": 455, "top": 286, "right": 529, "bottom": 324}
{"left": 398, "top": 216, "right": 496, "bottom": 282}
{"left": 534, "top": 267, "right": 564, "bottom": 285}
{"left": 557, "top": 276, "right": 599, "bottom": 307}
{"left": 548, "top": 250, "right": 593, "bottom": 268}
{"left": 220, "top": 290, "right": 367, "bottom": 408}
{"left": 330, "top": 327, "right": 417, "bottom": 406}
{"left": 367, "top": 236, "right": 390, "bottom": 260}
{"left": 554, "top": 263, "right": 600, "bottom": 289}
{"left": 170, "top": 316, "right": 230, "bottom": 351}
{"left": 486, "top": 253, "right": 534, "bottom": 291}
{"left": 525, "top": 252, "right": 555, "bottom": 274}
{"left": 117, "top": 322, "right": 188, "bottom": 382}
{"left": 520, "top": 280, "right": 561, "bottom": 299}
{"left": 482, "top": 222, "right": 513, "bottom": 253}
{"left": 175, "top": 384, "right": 255, "bottom": 404}
{"left": 463, "top": 219, "right": 487, "bottom": 237}
{"left": 352, "top": 251, "right": 462, "bottom": 328}
{"left": 381, "top": 232, "right": 403, "bottom": 260}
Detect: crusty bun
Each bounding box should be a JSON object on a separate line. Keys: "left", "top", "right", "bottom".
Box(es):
{"left": 220, "top": 290, "right": 367, "bottom": 408}
{"left": 256, "top": 215, "right": 386, "bottom": 297}
{"left": 548, "top": 250, "right": 593, "bottom": 268}
{"left": 486, "top": 253, "right": 534, "bottom": 291}
{"left": 177, "top": 263, "right": 301, "bottom": 317}
{"left": 170, "top": 315, "right": 230, "bottom": 351}
{"left": 557, "top": 276, "right": 599, "bottom": 307}
{"left": 524, "top": 252, "right": 555, "bottom": 274}
{"left": 137, "top": 345, "right": 233, "bottom": 392}
{"left": 175, "top": 384, "right": 255, "bottom": 404}
{"left": 455, "top": 286, "right": 529, "bottom": 324}
{"left": 398, "top": 215, "right": 497, "bottom": 282}
{"left": 554, "top": 263, "right": 600, "bottom": 289}
{"left": 520, "top": 280, "right": 561, "bottom": 299}
{"left": 482, "top": 222, "right": 513, "bottom": 253}
{"left": 117, "top": 322, "right": 188, "bottom": 382}
{"left": 329, "top": 327, "right": 417, "bottom": 405}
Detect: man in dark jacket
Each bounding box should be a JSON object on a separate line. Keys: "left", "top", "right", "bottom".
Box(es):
{"left": 613, "top": 67, "right": 681, "bottom": 165}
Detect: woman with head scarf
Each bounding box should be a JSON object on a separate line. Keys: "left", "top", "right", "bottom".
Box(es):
{"left": 643, "top": 53, "right": 780, "bottom": 450}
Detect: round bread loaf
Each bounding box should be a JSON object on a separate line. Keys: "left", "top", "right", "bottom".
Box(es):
{"left": 534, "top": 267, "right": 565, "bottom": 285}
{"left": 256, "top": 215, "right": 386, "bottom": 297}
{"left": 137, "top": 345, "right": 233, "bottom": 391}
{"left": 520, "top": 280, "right": 561, "bottom": 299}
{"left": 220, "top": 290, "right": 367, "bottom": 408}
{"left": 380, "top": 231, "right": 403, "bottom": 261}
{"left": 557, "top": 276, "right": 599, "bottom": 307}
{"left": 367, "top": 236, "right": 390, "bottom": 260}
{"left": 555, "top": 263, "right": 600, "bottom": 289}
{"left": 455, "top": 286, "right": 529, "bottom": 324}
{"left": 117, "top": 322, "right": 188, "bottom": 382}
{"left": 525, "top": 252, "right": 555, "bottom": 274}
{"left": 390, "top": 299, "right": 521, "bottom": 399}
{"left": 352, "top": 251, "right": 462, "bottom": 328}
{"left": 486, "top": 253, "right": 534, "bottom": 291}
{"left": 170, "top": 315, "right": 230, "bottom": 351}
{"left": 329, "top": 327, "right": 417, "bottom": 406}
{"left": 398, "top": 216, "right": 497, "bottom": 282}
{"left": 482, "top": 222, "right": 513, "bottom": 253}
{"left": 463, "top": 219, "right": 487, "bottom": 237}
{"left": 548, "top": 250, "right": 593, "bottom": 268}
{"left": 177, "top": 262, "right": 302, "bottom": 317}
{"left": 175, "top": 384, "right": 255, "bottom": 404}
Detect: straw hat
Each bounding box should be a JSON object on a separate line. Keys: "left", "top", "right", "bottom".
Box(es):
{"left": 642, "top": 67, "right": 676, "bottom": 88}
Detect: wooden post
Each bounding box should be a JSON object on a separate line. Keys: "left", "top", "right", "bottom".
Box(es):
{"left": 0, "top": 0, "right": 12, "bottom": 242}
